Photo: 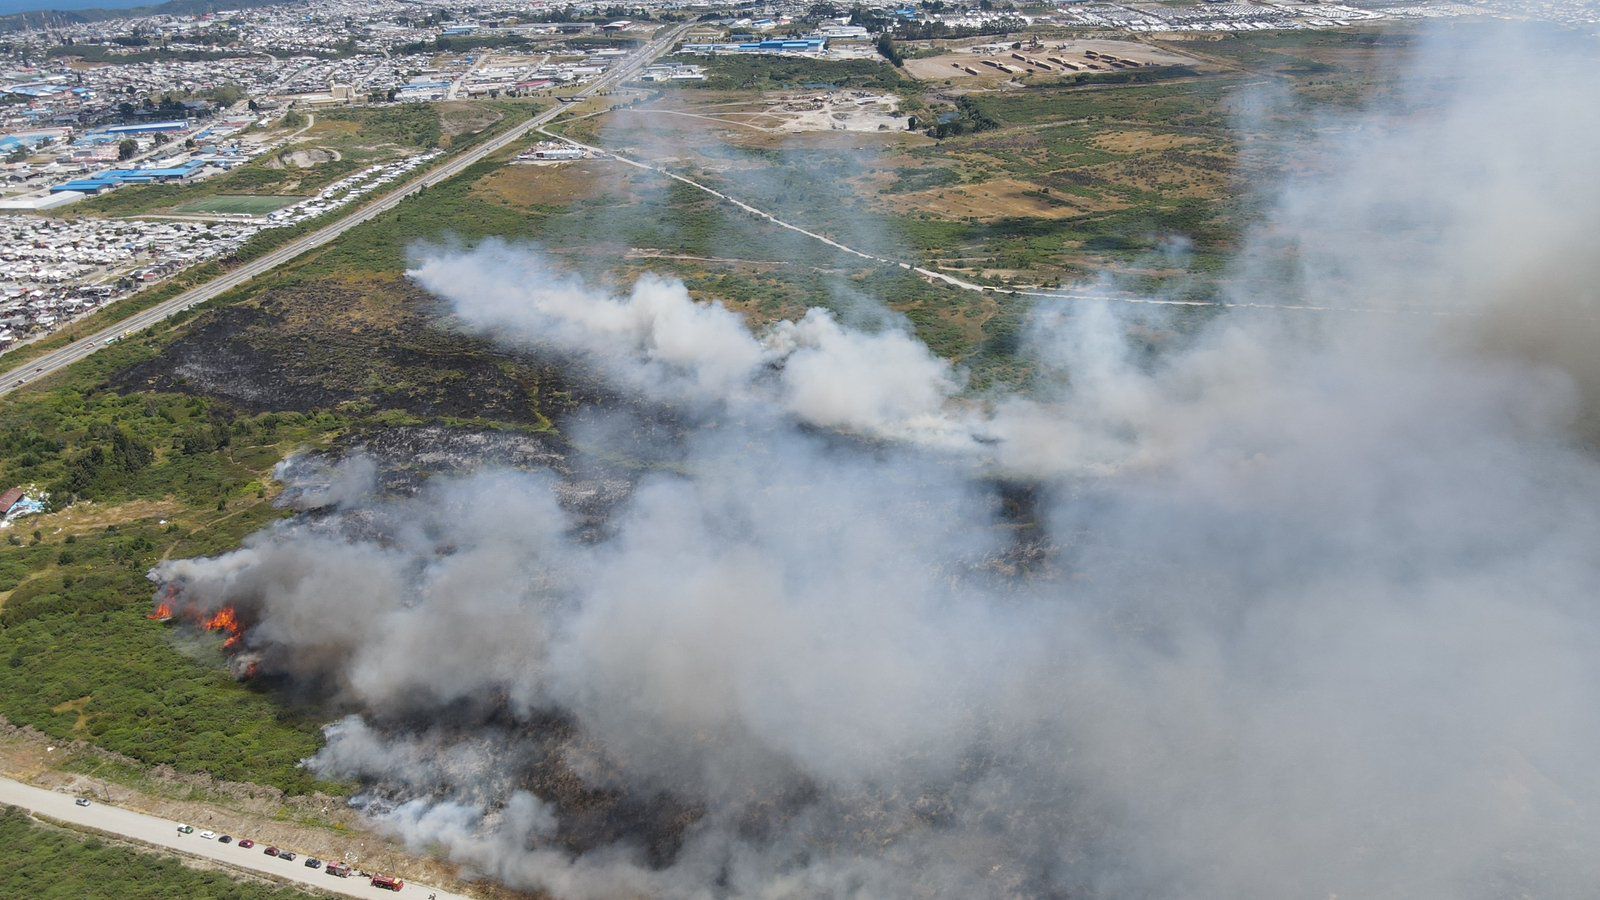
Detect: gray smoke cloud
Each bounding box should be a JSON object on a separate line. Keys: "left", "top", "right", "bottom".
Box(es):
{"left": 408, "top": 247, "right": 967, "bottom": 445}
{"left": 150, "top": 24, "right": 1600, "bottom": 900}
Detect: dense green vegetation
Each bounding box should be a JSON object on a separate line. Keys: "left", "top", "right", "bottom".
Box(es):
{"left": 0, "top": 805, "right": 318, "bottom": 899}
{"left": 0, "top": 360, "right": 347, "bottom": 792}
{"left": 684, "top": 55, "right": 911, "bottom": 92}
{"left": 318, "top": 104, "right": 445, "bottom": 151}
{"left": 962, "top": 76, "right": 1240, "bottom": 129}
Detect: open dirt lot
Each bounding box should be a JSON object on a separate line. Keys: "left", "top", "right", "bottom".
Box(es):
{"left": 618, "top": 90, "right": 909, "bottom": 135}
{"left": 904, "top": 38, "right": 1200, "bottom": 83}
{"left": 269, "top": 147, "right": 340, "bottom": 169}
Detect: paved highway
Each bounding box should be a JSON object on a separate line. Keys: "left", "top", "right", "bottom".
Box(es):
{"left": 0, "top": 23, "right": 689, "bottom": 400}
{"left": 0, "top": 776, "right": 467, "bottom": 898}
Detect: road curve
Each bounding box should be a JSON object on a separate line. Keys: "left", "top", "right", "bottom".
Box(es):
{"left": 0, "top": 23, "right": 690, "bottom": 400}
{"left": 0, "top": 775, "right": 468, "bottom": 899}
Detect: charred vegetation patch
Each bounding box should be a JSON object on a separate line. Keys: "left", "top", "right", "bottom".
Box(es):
{"left": 109, "top": 278, "right": 614, "bottom": 427}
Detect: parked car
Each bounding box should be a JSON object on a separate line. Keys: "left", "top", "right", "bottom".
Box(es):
{"left": 74, "top": 798, "right": 90, "bottom": 807}
{"left": 280, "top": 851, "right": 297, "bottom": 862}
{"left": 304, "top": 858, "right": 322, "bottom": 869}
{"left": 177, "top": 824, "right": 194, "bottom": 834}
{"left": 238, "top": 839, "right": 255, "bottom": 849}
{"left": 218, "top": 835, "right": 232, "bottom": 844}
{"left": 199, "top": 830, "right": 217, "bottom": 840}
{"left": 264, "top": 846, "right": 280, "bottom": 857}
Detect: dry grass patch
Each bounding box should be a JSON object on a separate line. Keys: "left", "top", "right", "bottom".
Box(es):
{"left": 438, "top": 101, "right": 505, "bottom": 140}
{"left": 896, "top": 177, "right": 1125, "bottom": 221}
{"left": 49, "top": 697, "right": 93, "bottom": 735}
{"left": 473, "top": 160, "right": 648, "bottom": 209}
{"left": 35, "top": 498, "right": 184, "bottom": 539}
{"left": 1084, "top": 158, "right": 1229, "bottom": 198}
{"left": 1091, "top": 129, "right": 1211, "bottom": 154}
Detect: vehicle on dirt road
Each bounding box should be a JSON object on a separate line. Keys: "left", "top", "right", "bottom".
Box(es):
{"left": 74, "top": 798, "right": 90, "bottom": 807}
{"left": 325, "top": 862, "right": 351, "bottom": 877}
{"left": 199, "top": 830, "right": 216, "bottom": 840}
{"left": 371, "top": 874, "right": 404, "bottom": 891}
{"left": 304, "top": 857, "right": 322, "bottom": 869}
{"left": 264, "top": 846, "right": 279, "bottom": 857}
{"left": 280, "top": 851, "right": 297, "bottom": 862}
{"left": 177, "top": 824, "right": 194, "bottom": 834}
{"left": 238, "top": 839, "right": 255, "bottom": 849}
{"left": 219, "top": 835, "right": 232, "bottom": 844}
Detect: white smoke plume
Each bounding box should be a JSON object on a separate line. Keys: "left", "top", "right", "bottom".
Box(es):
{"left": 409, "top": 245, "right": 967, "bottom": 445}
{"left": 150, "top": 25, "right": 1600, "bottom": 900}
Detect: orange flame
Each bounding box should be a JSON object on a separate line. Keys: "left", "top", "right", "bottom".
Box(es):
{"left": 204, "top": 606, "right": 244, "bottom": 649}
{"left": 149, "top": 594, "right": 248, "bottom": 654}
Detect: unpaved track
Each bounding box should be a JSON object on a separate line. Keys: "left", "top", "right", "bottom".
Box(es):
{"left": 0, "top": 775, "right": 469, "bottom": 899}
{"left": 544, "top": 127, "right": 1489, "bottom": 318}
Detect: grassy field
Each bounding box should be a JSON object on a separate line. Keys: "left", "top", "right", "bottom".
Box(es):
{"left": 0, "top": 360, "right": 348, "bottom": 793}
{"left": 169, "top": 195, "right": 302, "bottom": 216}
{"left": 676, "top": 54, "right": 914, "bottom": 92}
{"left": 0, "top": 27, "right": 1422, "bottom": 798}
{"left": 0, "top": 805, "right": 318, "bottom": 900}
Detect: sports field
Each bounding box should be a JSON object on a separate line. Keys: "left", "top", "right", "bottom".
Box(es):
{"left": 168, "top": 194, "right": 302, "bottom": 215}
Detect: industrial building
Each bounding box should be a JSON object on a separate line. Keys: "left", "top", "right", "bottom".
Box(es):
{"left": 95, "top": 120, "right": 190, "bottom": 138}
{"left": 51, "top": 160, "right": 207, "bottom": 194}
{"left": 679, "top": 38, "right": 828, "bottom": 56}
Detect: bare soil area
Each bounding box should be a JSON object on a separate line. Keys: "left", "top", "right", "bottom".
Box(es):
{"left": 904, "top": 38, "right": 1200, "bottom": 83}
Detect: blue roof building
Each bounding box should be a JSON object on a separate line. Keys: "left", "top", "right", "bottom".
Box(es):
{"left": 53, "top": 178, "right": 119, "bottom": 194}
{"left": 52, "top": 160, "right": 205, "bottom": 193}
{"left": 100, "top": 121, "right": 189, "bottom": 136}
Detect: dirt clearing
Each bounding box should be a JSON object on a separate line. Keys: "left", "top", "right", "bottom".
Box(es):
{"left": 904, "top": 38, "right": 1201, "bottom": 83}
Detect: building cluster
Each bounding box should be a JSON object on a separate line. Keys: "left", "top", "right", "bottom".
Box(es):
{"left": 637, "top": 62, "right": 707, "bottom": 82}
{"left": 0, "top": 215, "right": 255, "bottom": 349}
{"left": 264, "top": 150, "right": 442, "bottom": 225}
{"left": 0, "top": 113, "right": 268, "bottom": 207}
{"left": 516, "top": 141, "right": 588, "bottom": 162}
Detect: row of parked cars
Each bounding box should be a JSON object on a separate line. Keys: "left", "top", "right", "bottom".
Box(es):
{"left": 174, "top": 820, "right": 400, "bottom": 889}
{"left": 71, "top": 796, "right": 408, "bottom": 892}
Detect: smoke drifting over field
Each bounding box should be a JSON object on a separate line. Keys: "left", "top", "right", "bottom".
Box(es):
{"left": 151, "top": 27, "right": 1600, "bottom": 899}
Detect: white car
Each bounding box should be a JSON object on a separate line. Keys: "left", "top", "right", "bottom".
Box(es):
{"left": 74, "top": 798, "right": 91, "bottom": 807}
{"left": 199, "top": 830, "right": 217, "bottom": 840}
